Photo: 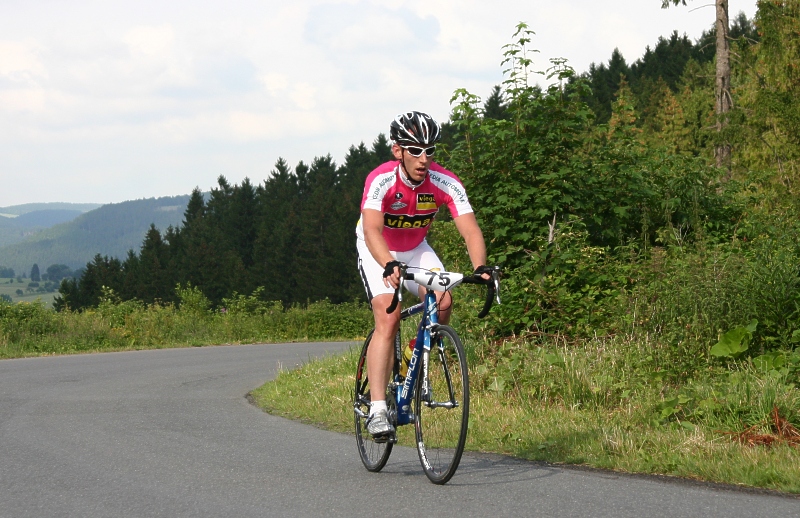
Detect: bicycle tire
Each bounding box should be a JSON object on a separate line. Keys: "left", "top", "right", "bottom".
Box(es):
{"left": 354, "top": 330, "right": 393, "bottom": 471}
{"left": 414, "top": 324, "right": 469, "bottom": 484}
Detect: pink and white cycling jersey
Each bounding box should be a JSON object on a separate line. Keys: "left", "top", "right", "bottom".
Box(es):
{"left": 356, "top": 161, "right": 473, "bottom": 252}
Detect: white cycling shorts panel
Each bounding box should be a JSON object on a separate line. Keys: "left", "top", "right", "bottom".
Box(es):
{"left": 356, "top": 238, "right": 445, "bottom": 301}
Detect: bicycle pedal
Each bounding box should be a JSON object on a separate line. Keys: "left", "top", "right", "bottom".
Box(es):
{"left": 372, "top": 432, "right": 396, "bottom": 444}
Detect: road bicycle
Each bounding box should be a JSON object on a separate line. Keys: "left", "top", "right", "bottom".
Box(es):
{"left": 353, "top": 264, "right": 500, "bottom": 484}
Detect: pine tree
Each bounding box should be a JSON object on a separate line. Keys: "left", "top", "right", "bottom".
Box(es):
{"left": 230, "top": 178, "right": 258, "bottom": 271}
{"left": 734, "top": 1, "right": 800, "bottom": 184}
{"left": 483, "top": 85, "right": 508, "bottom": 120}
{"left": 253, "top": 158, "right": 300, "bottom": 303}
{"left": 608, "top": 77, "right": 640, "bottom": 138}
{"left": 371, "top": 133, "right": 393, "bottom": 162}
{"left": 135, "top": 224, "right": 174, "bottom": 304}
{"left": 640, "top": 77, "right": 673, "bottom": 130}
{"left": 655, "top": 87, "right": 692, "bottom": 154}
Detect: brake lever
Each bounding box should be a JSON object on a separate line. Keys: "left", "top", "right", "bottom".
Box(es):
{"left": 385, "top": 264, "right": 406, "bottom": 314}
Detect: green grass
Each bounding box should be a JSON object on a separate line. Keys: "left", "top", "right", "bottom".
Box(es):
{"left": 251, "top": 333, "right": 800, "bottom": 494}
{"left": 0, "top": 297, "right": 372, "bottom": 358}
{"left": 0, "top": 278, "right": 56, "bottom": 308}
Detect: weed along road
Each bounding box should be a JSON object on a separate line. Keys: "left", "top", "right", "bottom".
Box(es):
{"left": 0, "top": 344, "right": 796, "bottom": 518}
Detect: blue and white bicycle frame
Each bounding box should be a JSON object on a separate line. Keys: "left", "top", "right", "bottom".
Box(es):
{"left": 386, "top": 268, "right": 496, "bottom": 428}
{"left": 393, "top": 291, "right": 439, "bottom": 426}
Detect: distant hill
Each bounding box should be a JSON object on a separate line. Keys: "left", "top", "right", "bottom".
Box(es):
{"left": 0, "top": 202, "right": 102, "bottom": 217}
{"left": 11, "top": 209, "right": 86, "bottom": 228}
{"left": 0, "top": 196, "right": 191, "bottom": 275}
{"left": 0, "top": 203, "right": 103, "bottom": 249}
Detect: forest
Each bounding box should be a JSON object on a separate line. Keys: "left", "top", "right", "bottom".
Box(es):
{"left": 56, "top": 2, "right": 800, "bottom": 357}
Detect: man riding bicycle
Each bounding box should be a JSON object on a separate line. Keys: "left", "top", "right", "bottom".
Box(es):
{"left": 356, "top": 111, "right": 491, "bottom": 441}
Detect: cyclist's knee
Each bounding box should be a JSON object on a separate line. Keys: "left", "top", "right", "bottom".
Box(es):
{"left": 372, "top": 295, "right": 400, "bottom": 335}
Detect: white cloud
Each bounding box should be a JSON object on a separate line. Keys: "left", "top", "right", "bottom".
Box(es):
{"left": 0, "top": 0, "right": 759, "bottom": 206}
{"left": 0, "top": 40, "right": 47, "bottom": 81}
{"left": 290, "top": 82, "right": 317, "bottom": 111}
{"left": 261, "top": 73, "right": 289, "bottom": 96}
{"left": 124, "top": 25, "right": 176, "bottom": 58}
{"left": 0, "top": 88, "right": 47, "bottom": 113}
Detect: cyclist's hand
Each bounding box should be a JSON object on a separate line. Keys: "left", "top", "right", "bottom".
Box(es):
{"left": 383, "top": 260, "right": 402, "bottom": 289}
{"left": 473, "top": 265, "right": 492, "bottom": 281}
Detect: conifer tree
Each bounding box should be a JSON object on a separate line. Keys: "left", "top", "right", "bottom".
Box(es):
{"left": 745, "top": 0, "right": 800, "bottom": 180}
{"left": 230, "top": 178, "right": 258, "bottom": 271}
{"left": 136, "top": 224, "right": 174, "bottom": 304}
{"left": 371, "top": 133, "right": 393, "bottom": 162}
{"left": 294, "top": 155, "right": 352, "bottom": 302}
{"left": 608, "top": 77, "right": 640, "bottom": 138}
{"left": 253, "top": 158, "right": 300, "bottom": 303}
{"left": 483, "top": 85, "right": 508, "bottom": 120}
{"left": 655, "top": 87, "right": 692, "bottom": 155}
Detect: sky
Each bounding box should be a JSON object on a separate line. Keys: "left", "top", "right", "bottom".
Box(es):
{"left": 1, "top": 0, "right": 758, "bottom": 207}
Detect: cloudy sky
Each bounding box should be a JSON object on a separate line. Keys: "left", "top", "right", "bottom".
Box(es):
{"left": 1, "top": 0, "right": 757, "bottom": 207}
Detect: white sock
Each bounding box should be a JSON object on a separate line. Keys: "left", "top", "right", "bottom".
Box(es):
{"left": 370, "top": 400, "right": 387, "bottom": 416}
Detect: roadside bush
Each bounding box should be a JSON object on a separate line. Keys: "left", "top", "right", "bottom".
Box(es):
{"left": 0, "top": 300, "right": 60, "bottom": 344}
{"left": 443, "top": 24, "right": 740, "bottom": 339}
{"left": 0, "top": 284, "right": 371, "bottom": 358}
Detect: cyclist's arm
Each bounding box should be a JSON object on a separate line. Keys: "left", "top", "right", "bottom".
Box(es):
{"left": 453, "top": 213, "right": 489, "bottom": 276}
{"left": 362, "top": 208, "right": 400, "bottom": 289}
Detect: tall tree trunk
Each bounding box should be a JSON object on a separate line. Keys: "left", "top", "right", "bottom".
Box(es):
{"left": 715, "top": 0, "right": 732, "bottom": 174}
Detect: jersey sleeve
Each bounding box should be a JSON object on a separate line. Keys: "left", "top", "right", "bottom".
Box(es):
{"left": 428, "top": 165, "right": 473, "bottom": 218}
{"left": 361, "top": 162, "right": 398, "bottom": 212}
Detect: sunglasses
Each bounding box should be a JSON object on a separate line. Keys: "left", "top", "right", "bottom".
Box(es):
{"left": 401, "top": 144, "right": 436, "bottom": 157}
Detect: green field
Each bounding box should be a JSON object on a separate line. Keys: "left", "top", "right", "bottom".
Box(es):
{"left": 0, "top": 278, "right": 57, "bottom": 308}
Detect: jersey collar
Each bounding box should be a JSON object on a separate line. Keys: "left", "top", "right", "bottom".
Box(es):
{"left": 397, "top": 164, "right": 426, "bottom": 190}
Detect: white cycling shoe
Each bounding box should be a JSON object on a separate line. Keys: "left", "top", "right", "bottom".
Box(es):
{"left": 366, "top": 409, "right": 395, "bottom": 442}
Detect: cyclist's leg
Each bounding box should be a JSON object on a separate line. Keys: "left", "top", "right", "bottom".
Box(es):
{"left": 354, "top": 331, "right": 394, "bottom": 470}
{"left": 406, "top": 240, "right": 453, "bottom": 324}
{"left": 367, "top": 293, "right": 399, "bottom": 411}
{"left": 357, "top": 239, "right": 400, "bottom": 435}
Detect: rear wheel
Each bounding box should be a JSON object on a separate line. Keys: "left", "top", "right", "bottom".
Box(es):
{"left": 354, "top": 331, "right": 393, "bottom": 471}
{"left": 414, "top": 325, "right": 469, "bottom": 484}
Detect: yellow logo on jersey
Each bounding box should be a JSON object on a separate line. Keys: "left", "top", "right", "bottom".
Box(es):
{"left": 384, "top": 214, "right": 434, "bottom": 229}
{"left": 417, "top": 193, "right": 437, "bottom": 211}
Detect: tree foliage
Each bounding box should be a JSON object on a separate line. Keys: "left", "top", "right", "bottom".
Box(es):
{"left": 443, "top": 22, "right": 741, "bottom": 335}
{"left": 56, "top": 137, "right": 392, "bottom": 311}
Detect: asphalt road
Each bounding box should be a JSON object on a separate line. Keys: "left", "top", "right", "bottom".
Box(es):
{"left": 0, "top": 343, "right": 797, "bottom": 517}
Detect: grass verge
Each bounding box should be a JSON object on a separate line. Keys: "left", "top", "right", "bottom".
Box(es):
{"left": 0, "top": 298, "right": 372, "bottom": 359}
{"left": 251, "top": 333, "right": 800, "bottom": 494}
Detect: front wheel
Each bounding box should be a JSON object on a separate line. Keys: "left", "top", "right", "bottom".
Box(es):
{"left": 354, "top": 330, "right": 393, "bottom": 471}
{"left": 414, "top": 325, "right": 469, "bottom": 484}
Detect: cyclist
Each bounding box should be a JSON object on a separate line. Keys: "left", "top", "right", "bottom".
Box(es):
{"left": 356, "top": 111, "right": 490, "bottom": 441}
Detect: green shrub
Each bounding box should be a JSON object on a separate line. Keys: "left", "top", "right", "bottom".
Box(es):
{"left": 0, "top": 286, "right": 371, "bottom": 359}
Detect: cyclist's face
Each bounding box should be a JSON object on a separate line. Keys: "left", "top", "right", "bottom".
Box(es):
{"left": 392, "top": 143, "right": 431, "bottom": 183}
